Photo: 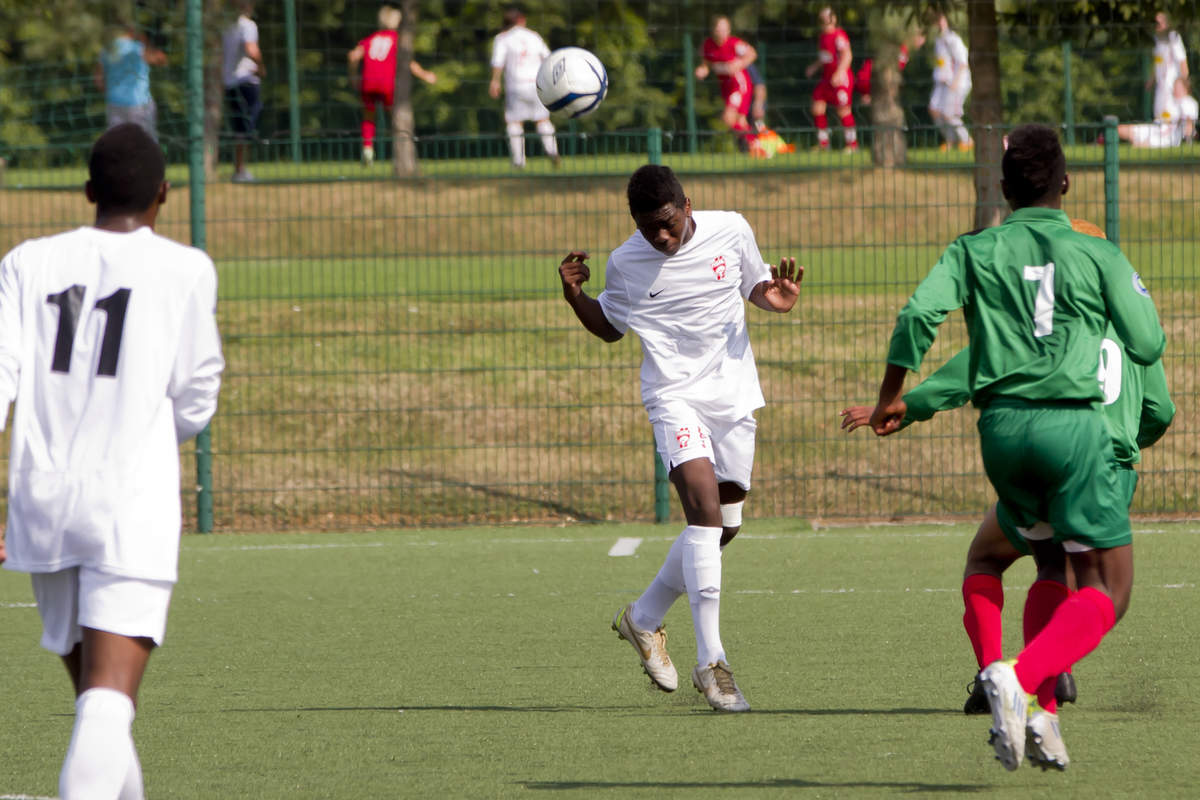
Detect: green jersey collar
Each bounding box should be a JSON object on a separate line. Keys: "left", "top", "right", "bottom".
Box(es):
{"left": 1004, "top": 207, "right": 1070, "bottom": 226}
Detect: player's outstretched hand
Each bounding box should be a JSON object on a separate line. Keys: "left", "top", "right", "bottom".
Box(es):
{"left": 758, "top": 257, "right": 803, "bottom": 312}
{"left": 868, "top": 399, "right": 907, "bottom": 436}
{"left": 558, "top": 251, "right": 590, "bottom": 302}
{"left": 839, "top": 406, "right": 872, "bottom": 432}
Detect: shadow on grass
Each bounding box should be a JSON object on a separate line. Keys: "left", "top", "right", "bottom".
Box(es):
{"left": 522, "top": 778, "right": 988, "bottom": 792}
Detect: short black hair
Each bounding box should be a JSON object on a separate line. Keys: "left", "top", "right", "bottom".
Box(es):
{"left": 1002, "top": 124, "right": 1066, "bottom": 209}
{"left": 502, "top": 6, "right": 524, "bottom": 29}
{"left": 88, "top": 123, "right": 165, "bottom": 214}
{"left": 627, "top": 165, "right": 686, "bottom": 217}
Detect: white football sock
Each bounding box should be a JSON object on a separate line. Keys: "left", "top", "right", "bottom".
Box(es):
{"left": 120, "top": 747, "right": 145, "bottom": 800}
{"left": 506, "top": 121, "right": 525, "bottom": 166}
{"left": 631, "top": 529, "right": 687, "bottom": 630}
{"left": 682, "top": 525, "right": 725, "bottom": 666}
{"left": 536, "top": 119, "right": 559, "bottom": 157}
{"left": 60, "top": 687, "right": 137, "bottom": 800}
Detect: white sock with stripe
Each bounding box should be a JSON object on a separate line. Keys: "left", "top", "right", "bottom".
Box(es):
{"left": 682, "top": 524, "right": 725, "bottom": 666}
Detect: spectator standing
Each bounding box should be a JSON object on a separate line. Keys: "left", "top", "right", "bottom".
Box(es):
{"left": 94, "top": 23, "right": 166, "bottom": 140}
{"left": 488, "top": 5, "right": 559, "bottom": 169}
{"left": 222, "top": 0, "right": 265, "bottom": 183}
{"left": 348, "top": 5, "right": 437, "bottom": 166}
{"left": 930, "top": 14, "right": 972, "bottom": 151}
{"left": 1150, "top": 12, "right": 1189, "bottom": 124}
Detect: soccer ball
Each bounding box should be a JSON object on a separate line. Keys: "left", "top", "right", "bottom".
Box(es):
{"left": 536, "top": 47, "right": 608, "bottom": 119}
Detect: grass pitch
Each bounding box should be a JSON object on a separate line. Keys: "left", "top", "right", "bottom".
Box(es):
{"left": 3, "top": 519, "right": 1199, "bottom": 798}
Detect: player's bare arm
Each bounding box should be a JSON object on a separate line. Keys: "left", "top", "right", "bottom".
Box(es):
{"left": 748, "top": 257, "right": 802, "bottom": 313}
{"left": 489, "top": 66, "right": 504, "bottom": 98}
{"left": 558, "top": 251, "right": 622, "bottom": 343}
{"left": 411, "top": 61, "right": 437, "bottom": 84}
{"left": 695, "top": 61, "right": 711, "bottom": 80}
{"left": 868, "top": 362, "right": 909, "bottom": 435}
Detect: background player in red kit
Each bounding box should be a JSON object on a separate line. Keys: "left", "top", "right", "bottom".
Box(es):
{"left": 348, "top": 5, "right": 437, "bottom": 166}
{"left": 695, "top": 15, "right": 757, "bottom": 145}
{"left": 805, "top": 6, "right": 856, "bottom": 152}
{"left": 854, "top": 31, "right": 922, "bottom": 106}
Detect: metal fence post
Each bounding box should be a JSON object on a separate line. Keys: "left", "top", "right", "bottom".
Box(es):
{"left": 647, "top": 127, "right": 662, "bottom": 164}
{"left": 285, "top": 0, "right": 302, "bottom": 161}
{"left": 186, "top": 0, "right": 214, "bottom": 532}
{"left": 1103, "top": 115, "right": 1120, "bottom": 245}
{"left": 1062, "top": 41, "right": 1075, "bottom": 146}
{"left": 683, "top": 5, "right": 697, "bottom": 154}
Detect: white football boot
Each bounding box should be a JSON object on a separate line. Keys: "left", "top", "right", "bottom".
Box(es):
{"left": 691, "top": 660, "right": 750, "bottom": 712}
{"left": 980, "top": 660, "right": 1029, "bottom": 771}
{"left": 1026, "top": 707, "right": 1070, "bottom": 771}
{"left": 612, "top": 603, "right": 678, "bottom": 692}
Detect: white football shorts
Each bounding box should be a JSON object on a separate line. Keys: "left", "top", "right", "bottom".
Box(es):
{"left": 650, "top": 403, "right": 757, "bottom": 490}
{"left": 31, "top": 566, "right": 174, "bottom": 656}
{"left": 929, "top": 83, "right": 968, "bottom": 119}
{"left": 504, "top": 82, "right": 551, "bottom": 123}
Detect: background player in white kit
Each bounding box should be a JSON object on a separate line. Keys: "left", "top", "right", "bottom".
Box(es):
{"left": 0, "top": 124, "right": 224, "bottom": 799}
{"left": 488, "top": 5, "right": 560, "bottom": 168}
{"left": 1150, "top": 11, "right": 1188, "bottom": 124}
{"left": 557, "top": 164, "right": 802, "bottom": 711}
{"left": 929, "top": 13, "right": 972, "bottom": 151}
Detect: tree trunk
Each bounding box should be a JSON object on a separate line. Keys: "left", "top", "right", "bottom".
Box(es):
{"left": 870, "top": 46, "right": 907, "bottom": 168}
{"left": 967, "top": 0, "right": 1005, "bottom": 228}
{"left": 203, "top": 0, "right": 224, "bottom": 180}
{"left": 391, "top": 0, "right": 419, "bottom": 177}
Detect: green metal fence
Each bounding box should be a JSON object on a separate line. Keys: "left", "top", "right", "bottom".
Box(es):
{"left": 0, "top": 1, "right": 1196, "bottom": 530}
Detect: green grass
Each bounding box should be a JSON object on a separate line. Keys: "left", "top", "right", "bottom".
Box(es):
{"left": 3, "top": 519, "right": 1199, "bottom": 798}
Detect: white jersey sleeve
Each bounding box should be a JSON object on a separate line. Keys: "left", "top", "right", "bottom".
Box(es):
{"left": 169, "top": 261, "right": 223, "bottom": 442}
{"left": 490, "top": 33, "right": 508, "bottom": 70}
{"left": 597, "top": 257, "right": 632, "bottom": 334}
{"left": 0, "top": 250, "right": 23, "bottom": 427}
{"left": 735, "top": 215, "right": 771, "bottom": 300}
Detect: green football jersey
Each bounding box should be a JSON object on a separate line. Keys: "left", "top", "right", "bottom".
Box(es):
{"left": 888, "top": 207, "right": 1166, "bottom": 406}
{"left": 900, "top": 328, "right": 1175, "bottom": 465}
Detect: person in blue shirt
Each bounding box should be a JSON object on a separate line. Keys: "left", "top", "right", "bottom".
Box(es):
{"left": 94, "top": 23, "right": 167, "bottom": 141}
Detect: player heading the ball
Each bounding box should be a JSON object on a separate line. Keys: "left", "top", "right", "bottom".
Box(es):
{"left": 558, "top": 164, "right": 803, "bottom": 712}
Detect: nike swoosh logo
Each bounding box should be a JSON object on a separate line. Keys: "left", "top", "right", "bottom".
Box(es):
{"left": 649, "top": 289, "right": 665, "bottom": 298}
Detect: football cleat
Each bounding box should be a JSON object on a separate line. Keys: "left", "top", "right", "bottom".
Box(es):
{"left": 963, "top": 674, "right": 990, "bottom": 715}
{"left": 980, "top": 660, "right": 1029, "bottom": 771}
{"left": 691, "top": 660, "right": 750, "bottom": 712}
{"left": 1026, "top": 707, "right": 1070, "bottom": 770}
{"left": 1055, "top": 672, "right": 1077, "bottom": 705}
{"left": 612, "top": 603, "right": 677, "bottom": 692}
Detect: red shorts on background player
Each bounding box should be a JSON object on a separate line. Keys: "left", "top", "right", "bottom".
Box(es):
{"left": 854, "top": 43, "right": 910, "bottom": 104}
{"left": 805, "top": 6, "right": 857, "bottom": 152}
{"left": 695, "top": 15, "right": 757, "bottom": 145}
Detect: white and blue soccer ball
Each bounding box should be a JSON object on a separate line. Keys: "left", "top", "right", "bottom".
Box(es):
{"left": 536, "top": 47, "right": 608, "bottom": 118}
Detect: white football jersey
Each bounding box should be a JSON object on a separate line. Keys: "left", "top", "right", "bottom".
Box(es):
{"left": 0, "top": 226, "right": 224, "bottom": 581}
{"left": 491, "top": 25, "right": 550, "bottom": 92}
{"left": 1153, "top": 30, "right": 1187, "bottom": 87}
{"left": 599, "top": 211, "right": 772, "bottom": 419}
{"left": 933, "top": 30, "right": 970, "bottom": 89}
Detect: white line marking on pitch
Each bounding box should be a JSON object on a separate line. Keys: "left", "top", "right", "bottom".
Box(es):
{"left": 0, "top": 602, "right": 37, "bottom": 609}
{"left": 1, "top": 794, "right": 58, "bottom": 799}
{"left": 608, "top": 537, "right": 643, "bottom": 557}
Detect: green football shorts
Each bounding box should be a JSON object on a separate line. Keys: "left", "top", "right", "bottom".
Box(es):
{"left": 995, "top": 462, "right": 1139, "bottom": 554}
{"left": 978, "top": 400, "right": 1133, "bottom": 551}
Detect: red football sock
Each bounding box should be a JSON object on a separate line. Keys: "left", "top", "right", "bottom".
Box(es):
{"left": 815, "top": 113, "right": 828, "bottom": 131}
{"left": 1014, "top": 587, "right": 1115, "bottom": 695}
{"left": 1023, "top": 580, "right": 1070, "bottom": 712}
{"left": 962, "top": 573, "right": 1004, "bottom": 670}
{"left": 840, "top": 112, "right": 856, "bottom": 128}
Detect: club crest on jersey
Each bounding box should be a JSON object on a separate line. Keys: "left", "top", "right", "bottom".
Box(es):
{"left": 1132, "top": 272, "right": 1151, "bottom": 296}
{"left": 711, "top": 255, "right": 727, "bottom": 280}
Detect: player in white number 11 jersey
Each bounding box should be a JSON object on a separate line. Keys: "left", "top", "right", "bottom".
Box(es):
{"left": 0, "top": 123, "right": 224, "bottom": 800}
{"left": 558, "top": 164, "right": 803, "bottom": 711}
